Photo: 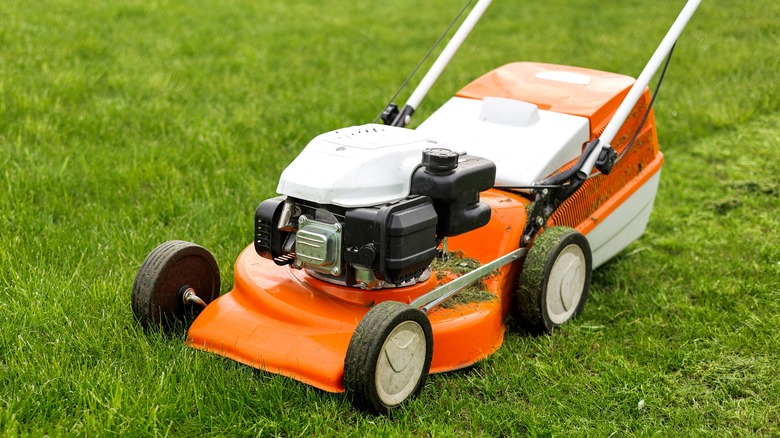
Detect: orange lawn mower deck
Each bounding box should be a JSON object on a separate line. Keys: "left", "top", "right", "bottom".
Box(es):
{"left": 131, "top": 0, "right": 700, "bottom": 415}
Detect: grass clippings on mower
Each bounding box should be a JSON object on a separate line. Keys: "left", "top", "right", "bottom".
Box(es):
{"left": 432, "top": 252, "right": 496, "bottom": 308}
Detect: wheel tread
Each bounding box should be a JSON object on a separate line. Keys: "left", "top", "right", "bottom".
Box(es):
{"left": 515, "top": 227, "right": 591, "bottom": 333}
{"left": 344, "top": 301, "right": 433, "bottom": 415}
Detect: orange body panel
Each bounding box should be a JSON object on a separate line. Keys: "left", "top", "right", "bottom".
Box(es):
{"left": 187, "top": 191, "right": 529, "bottom": 393}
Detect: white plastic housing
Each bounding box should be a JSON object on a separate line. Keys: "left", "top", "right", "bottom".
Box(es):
{"left": 416, "top": 97, "right": 590, "bottom": 186}
{"left": 587, "top": 171, "right": 662, "bottom": 268}
{"left": 276, "top": 124, "right": 439, "bottom": 208}
{"left": 278, "top": 95, "right": 590, "bottom": 207}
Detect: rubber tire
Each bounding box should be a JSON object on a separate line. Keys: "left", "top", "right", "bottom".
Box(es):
{"left": 344, "top": 301, "right": 433, "bottom": 415}
{"left": 516, "top": 227, "right": 592, "bottom": 334}
{"left": 132, "top": 240, "right": 220, "bottom": 332}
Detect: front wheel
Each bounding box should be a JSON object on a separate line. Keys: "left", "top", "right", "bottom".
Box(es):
{"left": 343, "top": 301, "right": 433, "bottom": 415}
{"left": 131, "top": 240, "right": 220, "bottom": 333}
{"left": 515, "top": 227, "right": 592, "bottom": 333}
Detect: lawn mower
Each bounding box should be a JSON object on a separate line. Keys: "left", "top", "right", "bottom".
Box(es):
{"left": 132, "top": 0, "right": 701, "bottom": 414}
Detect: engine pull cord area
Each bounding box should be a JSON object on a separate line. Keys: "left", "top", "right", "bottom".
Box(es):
{"left": 585, "top": 43, "right": 677, "bottom": 181}
{"left": 518, "top": 43, "right": 676, "bottom": 247}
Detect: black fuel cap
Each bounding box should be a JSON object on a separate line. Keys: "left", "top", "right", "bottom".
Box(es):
{"left": 422, "top": 147, "right": 459, "bottom": 174}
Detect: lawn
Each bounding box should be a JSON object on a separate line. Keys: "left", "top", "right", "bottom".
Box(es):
{"left": 1, "top": 0, "right": 779, "bottom": 435}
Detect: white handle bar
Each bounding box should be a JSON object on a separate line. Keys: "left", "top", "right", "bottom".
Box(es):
{"left": 577, "top": 0, "right": 702, "bottom": 178}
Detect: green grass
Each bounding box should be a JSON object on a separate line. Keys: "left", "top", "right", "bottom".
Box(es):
{"left": 2, "top": 0, "right": 779, "bottom": 435}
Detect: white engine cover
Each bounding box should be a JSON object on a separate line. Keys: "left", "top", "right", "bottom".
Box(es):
{"left": 278, "top": 96, "right": 590, "bottom": 207}
{"left": 277, "top": 124, "right": 439, "bottom": 208}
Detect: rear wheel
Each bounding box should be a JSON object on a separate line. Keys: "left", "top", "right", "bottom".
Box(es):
{"left": 516, "top": 227, "right": 592, "bottom": 333}
{"left": 132, "top": 240, "right": 220, "bottom": 332}
{"left": 344, "top": 301, "right": 433, "bottom": 415}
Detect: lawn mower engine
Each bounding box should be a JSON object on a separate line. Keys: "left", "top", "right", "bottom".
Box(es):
{"left": 254, "top": 124, "right": 496, "bottom": 289}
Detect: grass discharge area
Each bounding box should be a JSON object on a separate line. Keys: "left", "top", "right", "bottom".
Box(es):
{"left": 431, "top": 251, "right": 495, "bottom": 309}
{"left": 2, "top": 0, "right": 779, "bottom": 435}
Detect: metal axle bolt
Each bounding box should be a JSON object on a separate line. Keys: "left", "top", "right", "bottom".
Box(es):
{"left": 181, "top": 287, "right": 207, "bottom": 308}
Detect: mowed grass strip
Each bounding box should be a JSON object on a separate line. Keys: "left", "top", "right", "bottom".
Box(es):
{"left": 1, "top": 0, "right": 779, "bottom": 435}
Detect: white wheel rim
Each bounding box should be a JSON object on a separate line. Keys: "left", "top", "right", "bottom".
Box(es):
{"left": 545, "top": 243, "right": 587, "bottom": 325}
{"left": 375, "top": 320, "right": 427, "bottom": 407}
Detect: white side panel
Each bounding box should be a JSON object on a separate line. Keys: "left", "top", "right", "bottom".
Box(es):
{"left": 478, "top": 97, "right": 540, "bottom": 127}
{"left": 416, "top": 97, "right": 590, "bottom": 187}
{"left": 586, "top": 171, "right": 662, "bottom": 268}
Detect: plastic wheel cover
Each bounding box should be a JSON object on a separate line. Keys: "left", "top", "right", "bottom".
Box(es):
{"left": 545, "top": 243, "right": 587, "bottom": 325}
{"left": 374, "top": 320, "right": 427, "bottom": 406}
